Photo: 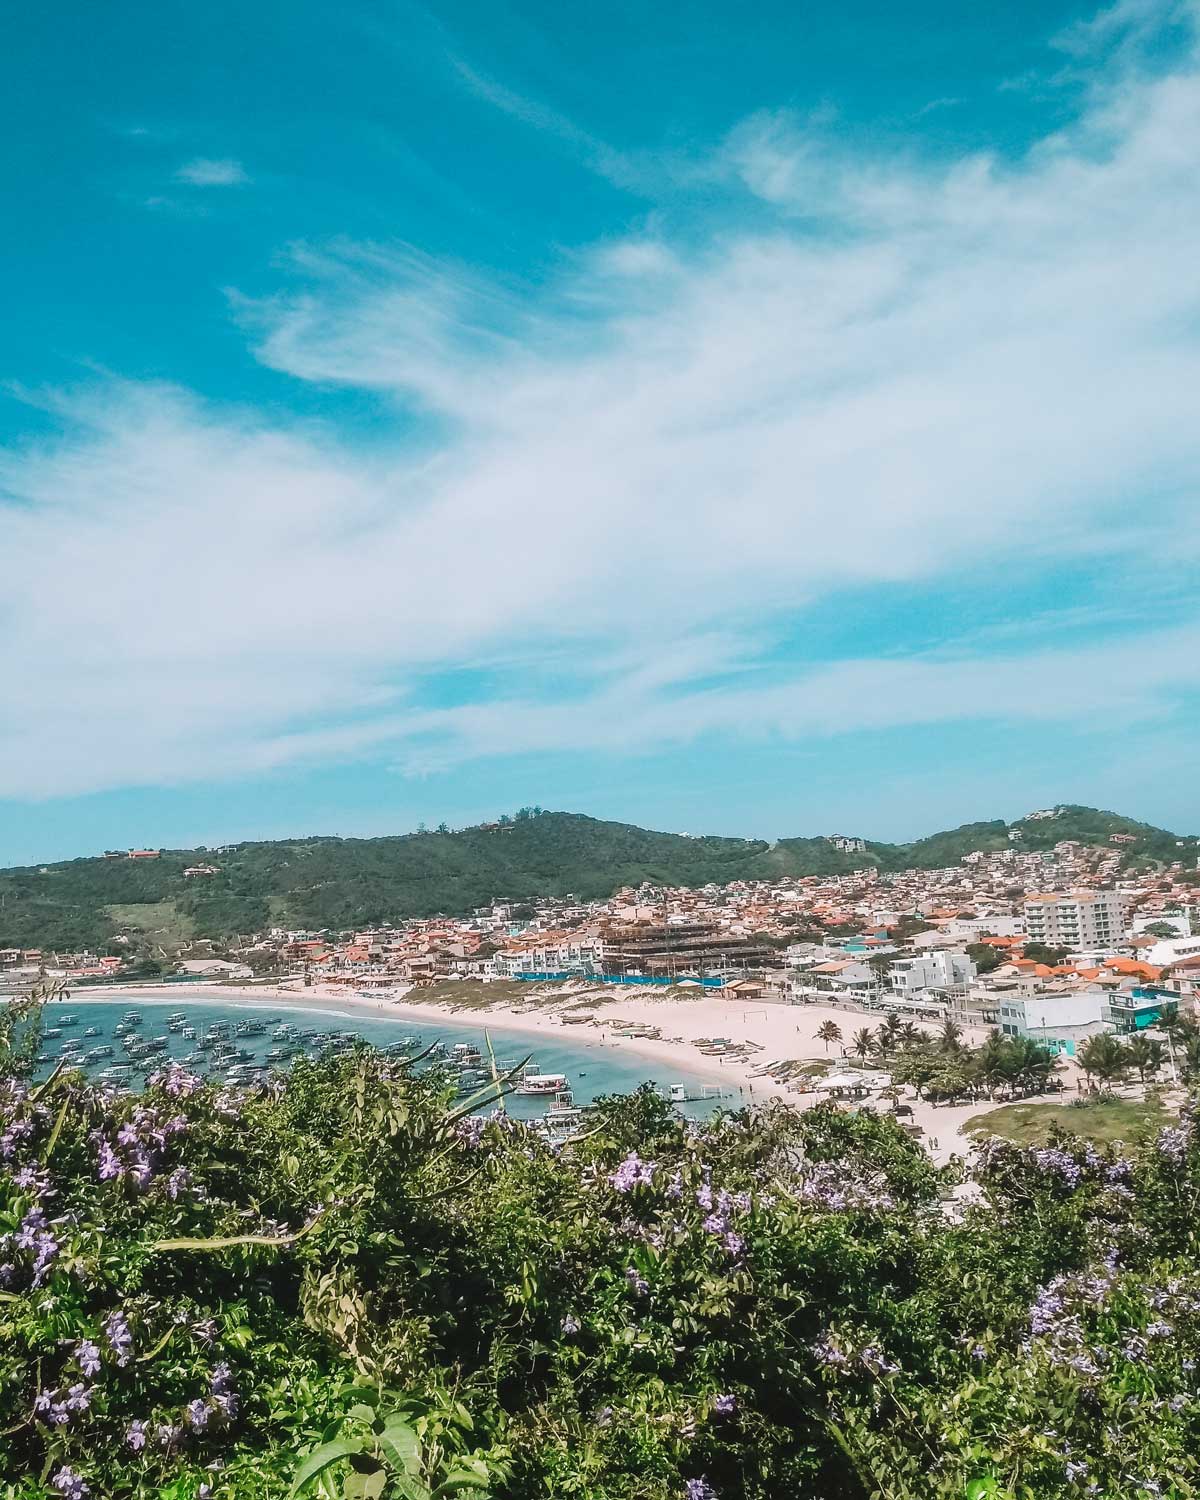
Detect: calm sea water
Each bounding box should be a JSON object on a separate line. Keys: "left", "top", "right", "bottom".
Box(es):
{"left": 32, "top": 990, "right": 736, "bottom": 1121}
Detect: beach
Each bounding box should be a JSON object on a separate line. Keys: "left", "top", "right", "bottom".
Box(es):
{"left": 67, "top": 978, "right": 1042, "bottom": 1160}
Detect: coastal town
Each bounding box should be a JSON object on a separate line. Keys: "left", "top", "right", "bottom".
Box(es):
{"left": 6, "top": 808, "right": 1200, "bottom": 1080}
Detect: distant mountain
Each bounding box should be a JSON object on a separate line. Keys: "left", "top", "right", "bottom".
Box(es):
{"left": 0, "top": 805, "right": 1195, "bottom": 952}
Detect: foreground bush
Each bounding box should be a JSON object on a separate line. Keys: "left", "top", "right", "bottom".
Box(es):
{"left": 1, "top": 1038, "right": 1199, "bottom": 1498}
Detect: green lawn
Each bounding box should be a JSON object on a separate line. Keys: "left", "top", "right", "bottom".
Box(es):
{"left": 102, "top": 900, "right": 196, "bottom": 953}
{"left": 965, "top": 1094, "right": 1177, "bottom": 1148}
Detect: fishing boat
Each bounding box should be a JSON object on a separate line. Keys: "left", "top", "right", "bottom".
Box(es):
{"left": 516, "top": 1069, "right": 571, "bottom": 1097}
{"left": 181, "top": 1026, "right": 197, "bottom": 1040}
{"left": 58, "top": 1014, "right": 79, "bottom": 1026}
{"left": 84, "top": 1026, "right": 100, "bottom": 1037}
{"left": 122, "top": 1011, "right": 143, "bottom": 1025}
{"left": 44, "top": 1028, "right": 62, "bottom": 1039}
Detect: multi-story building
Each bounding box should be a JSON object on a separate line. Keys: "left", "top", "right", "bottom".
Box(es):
{"left": 889, "top": 949, "right": 977, "bottom": 993}
{"left": 1023, "top": 890, "right": 1125, "bottom": 950}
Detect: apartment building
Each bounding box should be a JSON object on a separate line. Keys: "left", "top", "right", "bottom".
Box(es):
{"left": 1023, "top": 890, "right": 1125, "bottom": 950}
{"left": 890, "top": 949, "right": 977, "bottom": 992}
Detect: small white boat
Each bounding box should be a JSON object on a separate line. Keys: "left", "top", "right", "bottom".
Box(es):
{"left": 517, "top": 1070, "right": 570, "bottom": 1097}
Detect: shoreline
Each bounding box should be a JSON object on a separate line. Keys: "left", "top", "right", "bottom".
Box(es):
{"left": 48, "top": 983, "right": 746, "bottom": 1096}
{"left": 44, "top": 981, "right": 1049, "bottom": 1159}
{"left": 52, "top": 982, "right": 783, "bottom": 1098}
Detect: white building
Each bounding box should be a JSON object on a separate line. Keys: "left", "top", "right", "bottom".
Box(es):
{"left": 889, "top": 950, "right": 977, "bottom": 993}
{"left": 944, "top": 915, "right": 1025, "bottom": 941}
{"left": 1023, "top": 890, "right": 1125, "bottom": 950}
{"left": 1143, "top": 934, "right": 1200, "bottom": 969}
{"left": 997, "top": 989, "right": 1110, "bottom": 1056}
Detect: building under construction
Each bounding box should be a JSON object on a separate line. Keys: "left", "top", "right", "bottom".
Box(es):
{"left": 597, "top": 918, "right": 773, "bottom": 980}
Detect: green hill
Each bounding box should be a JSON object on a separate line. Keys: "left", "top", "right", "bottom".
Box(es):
{"left": 1, "top": 805, "right": 1195, "bottom": 951}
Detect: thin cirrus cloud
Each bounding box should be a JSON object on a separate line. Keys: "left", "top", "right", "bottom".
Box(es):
{"left": 175, "top": 157, "right": 248, "bottom": 186}
{"left": 2, "top": 0, "right": 1200, "bottom": 800}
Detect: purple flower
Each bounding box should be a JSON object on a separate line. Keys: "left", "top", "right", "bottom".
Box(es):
{"left": 31, "top": 1229, "right": 60, "bottom": 1284}
{"left": 625, "top": 1266, "right": 649, "bottom": 1297}
{"left": 154, "top": 1062, "right": 201, "bottom": 1097}
{"left": 14, "top": 1207, "right": 47, "bottom": 1248}
{"left": 695, "top": 1185, "right": 713, "bottom": 1211}
{"left": 561, "top": 1314, "right": 581, "bottom": 1334}
{"left": 75, "top": 1340, "right": 102, "bottom": 1377}
{"left": 127, "top": 1419, "right": 147, "bottom": 1452}
{"left": 186, "top": 1398, "right": 211, "bottom": 1431}
{"left": 859, "top": 1345, "right": 900, "bottom": 1375}
{"left": 97, "top": 1140, "right": 121, "bottom": 1181}
{"left": 166, "top": 1166, "right": 193, "bottom": 1200}
{"left": 685, "top": 1479, "right": 719, "bottom": 1500}
{"left": 104, "top": 1310, "right": 133, "bottom": 1365}
{"left": 213, "top": 1390, "right": 240, "bottom": 1419}
{"left": 813, "top": 1337, "right": 848, "bottom": 1368}
{"left": 129, "top": 1155, "right": 154, "bottom": 1189}
{"left": 711, "top": 1393, "right": 737, "bottom": 1416}
{"left": 1156, "top": 1125, "right": 1191, "bottom": 1164}
{"left": 723, "top": 1231, "right": 745, "bottom": 1258}
{"left": 210, "top": 1363, "right": 234, "bottom": 1394}
{"left": 52, "top": 1466, "right": 88, "bottom": 1500}
{"left": 157, "top": 1422, "right": 183, "bottom": 1451}
{"left": 609, "top": 1151, "right": 655, "bottom": 1193}
{"left": 65, "top": 1383, "right": 92, "bottom": 1414}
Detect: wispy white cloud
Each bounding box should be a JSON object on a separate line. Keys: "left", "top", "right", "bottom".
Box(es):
{"left": 447, "top": 57, "right": 652, "bottom": 192}
{"left": 176, "top": 157, "right": 248, "bottom": 187}
{"left": 3, "top": 0, "right": 1200, "bottom": 799}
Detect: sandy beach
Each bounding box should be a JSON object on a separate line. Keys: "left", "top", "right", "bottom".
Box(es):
{"left": 70, "top": 978, "right": 1045, "bottom": 1161}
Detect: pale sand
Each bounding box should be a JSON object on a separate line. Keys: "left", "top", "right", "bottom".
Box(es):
{"left": 64, "top": 981, "right": 1045, "bottom": 1162}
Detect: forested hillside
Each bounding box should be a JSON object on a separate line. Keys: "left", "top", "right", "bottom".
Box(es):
{"left": 0, "top": 806, "right": 1193, "bottom": 950}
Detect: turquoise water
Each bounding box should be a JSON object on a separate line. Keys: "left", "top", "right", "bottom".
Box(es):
{"left": 33, "top": 990, "right": 735, "bottom": 1121}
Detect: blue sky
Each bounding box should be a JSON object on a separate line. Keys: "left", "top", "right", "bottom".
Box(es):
{"left": 3, "top": 0, "right": 1200, "bottom": 864}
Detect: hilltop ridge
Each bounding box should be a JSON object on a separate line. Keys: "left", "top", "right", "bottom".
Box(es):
{"left": 1, "top": 804, "right": 1195, "bottom": 951}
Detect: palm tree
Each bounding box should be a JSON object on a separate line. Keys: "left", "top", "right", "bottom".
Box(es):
{"left": 852, "top": 1026, "right": 875, "bottom": 1061}
{"left": 899, "top": 1021, "right": 923, "bottom": 1049}
{"left": 816, "top": 1020, "right": 843, "bottom": 1054}
{"left": 1077, "top": 1033, "right": 1129, "bottom": 1091}
{"left": 877, "top": 1012, "right": 903, "bottom": 1056}
{"left": 1011, "top": 1037, "right": 1059, "bottom": 1095}
{"left": 1125, "top": 1033, "right": 1166, "bottom": 1086}
{"left": 976, "top": 1031, "right": 1012, "bottom": 1099}
{"left": 938, "top": 1018, "right": 964, "bottom": 1054}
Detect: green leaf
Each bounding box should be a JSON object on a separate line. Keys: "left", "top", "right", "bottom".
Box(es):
{"left": 153, "top": 1214, "right": 323, "bottom": 1253}
{"left": 344, "top": 1469, "right": 387, "bottom": 1500}
{"left": 377, "top": 1416, "right": 421, "bottom": 1476}
{"left": 289, "top": 1436, "right": 366, "bottom": 1497}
